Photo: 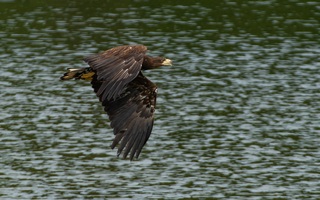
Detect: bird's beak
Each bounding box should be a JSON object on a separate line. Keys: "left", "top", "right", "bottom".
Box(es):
{"left": 162, "top": 59, "right": 173, "bottom": 66}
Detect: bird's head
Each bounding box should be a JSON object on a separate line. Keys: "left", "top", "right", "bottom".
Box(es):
{"left": 150, "top": 57, "right": 173, "bottom": 68}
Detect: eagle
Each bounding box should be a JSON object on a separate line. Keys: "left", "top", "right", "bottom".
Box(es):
{"left": 60, "top": 45, "right": 172, "bottom": 161}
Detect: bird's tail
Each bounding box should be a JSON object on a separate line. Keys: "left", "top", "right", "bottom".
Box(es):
{"left": 60, "top": 67, "right": 95, "bottom": 81}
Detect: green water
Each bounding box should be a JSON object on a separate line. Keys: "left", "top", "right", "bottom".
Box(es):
{"left": 1, "top": 0, "right": 320, "bottom": 199}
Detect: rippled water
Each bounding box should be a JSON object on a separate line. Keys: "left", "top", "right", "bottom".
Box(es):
{"left": 1, "top": 0, "right": 320, "bottom": 199}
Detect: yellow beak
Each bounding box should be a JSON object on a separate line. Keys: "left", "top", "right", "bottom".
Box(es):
{"left": 162, "top": 59, "right": 173, "bottom": 66}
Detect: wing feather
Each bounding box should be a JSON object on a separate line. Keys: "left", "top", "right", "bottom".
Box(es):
{"left": 83, "top": 45, "right": 147, "bottom": 101}
{"left": 123, "top": 118, "right": 143, "bottom": 158}
{"left": 91, "top": 72, "right": 157, "bottom": 160}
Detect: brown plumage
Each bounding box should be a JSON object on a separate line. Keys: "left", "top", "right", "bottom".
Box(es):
{"left": 60, "top": 45, "right": 172, "bottom": 160}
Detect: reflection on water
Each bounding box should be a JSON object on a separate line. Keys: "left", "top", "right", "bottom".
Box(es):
{"left": 1, "top": 0, "right": 320, "bottom": 199}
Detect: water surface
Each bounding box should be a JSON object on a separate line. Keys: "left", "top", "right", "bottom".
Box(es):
{"left": 1, "top": 0, "right": 320, "bottom": 199}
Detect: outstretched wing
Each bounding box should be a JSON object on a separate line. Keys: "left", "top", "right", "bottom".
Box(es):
{"left": 91, "top": 72, "right": 157, "bottom": 160}
{"left": 83, "top": 45, "right": 148, "bottom": 101}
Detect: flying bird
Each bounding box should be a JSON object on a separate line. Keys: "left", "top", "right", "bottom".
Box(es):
{"left": 60, "top": 45, "right": 172, "bottom": 160}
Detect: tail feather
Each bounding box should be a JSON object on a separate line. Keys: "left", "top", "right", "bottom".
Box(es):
{"left": 60, "top": 68, "right": 95, "bottom": 81}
